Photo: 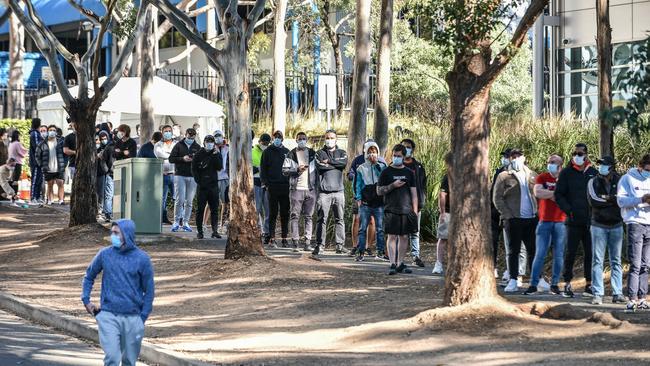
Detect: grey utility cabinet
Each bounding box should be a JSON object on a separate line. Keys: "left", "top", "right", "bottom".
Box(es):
{"left": 113, "top": 158, "right": 163, "bottom": 234}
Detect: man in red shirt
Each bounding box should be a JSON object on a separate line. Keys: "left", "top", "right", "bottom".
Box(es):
{"left": 524, "top": 154, "right": 566, "bottom": 295}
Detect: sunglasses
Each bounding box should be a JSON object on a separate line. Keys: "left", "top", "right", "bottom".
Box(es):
{"left": 572, "top": 152, "right": 585, "bottom": 157}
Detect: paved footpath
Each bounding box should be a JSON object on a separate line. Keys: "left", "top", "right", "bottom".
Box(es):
{"left": 0, "top": 310, "right": 146, "bottom": 366}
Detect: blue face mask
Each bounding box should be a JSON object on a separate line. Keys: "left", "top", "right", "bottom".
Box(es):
{"left": 598, "top": 165, "right": 611, "bottom": 176}
{"left": 273, "top": 138, "right": 282, "bottom": 147}
{"left": 163, "top": 131, "right": 173, "bottom": 140}
{"left": 405, "top": 148, "right": 413, "bottom": 158}
{"left": 110, "top": 233, "right": 122, "bottom": 248}
{"left": 205, "top": 142, "right": 215, "bottom": 150}
{"left": 185, "top": 138, "right": 195, "bottom": 146}
{"left": 547, "top": 163, "right": 558, "bottom": 174}
{"left": 101, "top": 139, "right": 108, "bottom": 145}
{"left": 48, "top": 131, "right": 56, "bottom": 138}
{"left": 392, "top": 156, "right": 403, "bottom": 166}
{"left": 642, "top": 170, "right": 650, "bottom": 179}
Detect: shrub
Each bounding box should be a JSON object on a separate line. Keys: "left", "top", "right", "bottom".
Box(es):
{"left": 0, "top": 119, "right": 33, "bottom": 174}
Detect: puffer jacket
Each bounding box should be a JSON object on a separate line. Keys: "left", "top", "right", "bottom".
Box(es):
{"left": 555, "top": 162, "right": 598, "bottom": 226}
{"left": 36, "top": 138, "right": 66, "bottom": 174}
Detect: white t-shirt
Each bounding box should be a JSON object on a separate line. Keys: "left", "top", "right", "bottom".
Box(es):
{"left": 296, "top": 149, "right": 309, "bottom": 190}
{"left": 515, "top": 170, "right": 535, "bottom": 218}
{"left": 47, "top": 140, "right": 58, "bottom": 173}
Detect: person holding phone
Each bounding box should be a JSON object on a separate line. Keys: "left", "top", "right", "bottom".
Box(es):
{"left": 377, "top": 144, "right": 419, "bottom": 275}
{"left": 169, "top": 128, "right": 201, "bottom": 232}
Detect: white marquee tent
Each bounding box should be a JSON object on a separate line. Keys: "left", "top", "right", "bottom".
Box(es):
{"left": 37, "top": 77, "right": 225, "bottom": 139}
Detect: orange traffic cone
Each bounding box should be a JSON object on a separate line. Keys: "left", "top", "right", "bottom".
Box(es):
{"left": 19, "top": 171, "right": 30, "bottom": 200}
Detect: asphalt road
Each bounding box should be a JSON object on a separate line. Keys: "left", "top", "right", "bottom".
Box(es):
{"left": 0, "top": 309, "right": 147, "bottom": 366}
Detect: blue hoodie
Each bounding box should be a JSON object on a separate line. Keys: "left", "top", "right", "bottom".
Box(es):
{"left": 617, "top": 168, "right": 650, "bottom": 225}
{"left": 81, "top": 219, "right": 155, "bottom": 322}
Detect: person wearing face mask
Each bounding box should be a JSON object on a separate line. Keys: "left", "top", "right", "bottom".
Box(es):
{"left": 154, "top": 125, "right": 177, "bottom": 225}
{"left": 493, "top": 149, "right": 538, "bottom": 293}
{"left": 137, "top": 132, "right": 162, "bottom": 158}
{"left": 169, "top": 128, "right": 201, "bottom": 232}
{"left": 313, "top": 129, "right": 349, "bottom": 256}
{"left": 253, "top": 133, "right": 272, "bottom": 241}
{"left": 0, "top": 158, "right": 18, "bottom": 203}
{"left": 97, "top": 131, "right": 116, "bottom": 222}
{"left": 112, "top": 124, "right": 137, "bottom": 161}
{"left": 282, "top": 132, "right": 317, "bottom": 252}
{"left": 432, "top": 153, "right": 453, "bottom": 275}
{"left": 524, "top": 154, "right": 566, "bottom": 296}
{"left": 377, "top": 144, "right": 419, "bottom": 275}
{"left": 554, "top": 143, "right": 598, "bottom": 298}
{"left": 353, "top": 141, "right": 387, "bottom": 261}
{"left": 192, "top": 135, "right": 224, "bottom": 239}
{"left": 490, "top": 148, "right": 516, "bottom": 279}
{"left": 36, "top": 125, "right": 66, "bottom": 205}
{"left": 260, "top": 130, "right": 291, "bottom": 247}
{"left": 585, "top": 156, "right": 624, "bottom": 305}
{"left": 81, "top": 219, "right": 154, "bottom": 366}
{"left": 617, "top": 154, "right": 650, "bottom": 311}
{"left": 213, "top": 130, "right": 230, "bottom": 235}
{"left": 63, "top": 121, "right": 77, "bottom": 182}
{"left": 30, "top": 124, "right": 48, "bottom": 203}
{"left": 400, "top": 139, "right": 427, "bottom": 268}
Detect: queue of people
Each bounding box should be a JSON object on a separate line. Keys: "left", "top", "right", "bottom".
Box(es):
{"left": 485, "top": 143, "right": 650, "bottom": 311}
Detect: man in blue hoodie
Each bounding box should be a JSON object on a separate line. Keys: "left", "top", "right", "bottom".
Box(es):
{"left": 617, "top": 154, "right": 650, "bottom": 311}
{"left": 82, "top": 219, "right": 155, "bottom": 366}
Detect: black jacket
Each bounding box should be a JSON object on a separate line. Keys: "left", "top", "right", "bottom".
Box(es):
{"left": 260, "top": 144, "right": 290, "bottom": 188}
{"left": 192, "top": 148, "right": 223, "bottom": 188}
{"left": 404, "top": 158, "right": 427, "bottom": 211}
{"left": 587, "top": 173, "right": 623, "bottom": 227}
{"left": 491, "top": 166, "right": 507, "bottom": 219}
{"left": 169, "top": 138, "right": 202, "bottom": 177}
{"left": 35, "top": 138, "right": 66, "bottom": 174}
{"left": 113, "top": 138, "right": 138, "bottom": 161}
{"left": 97, "top": 142, "right": 116, "bottom": 177}
{"left": 555, "top": 163, "right": 599, "bottom": 226}
{"left": 315, "top": 146, "right": 348, "bottom": 193}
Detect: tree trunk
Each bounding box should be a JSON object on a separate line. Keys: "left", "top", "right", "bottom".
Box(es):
{"left": 348, "top": 0, "right": 371, "bottom": 160}
{"left": 443, "top": 48, "right": 497, "bottom": 306}
{"left": 333, "top": 35, "right": 344, "bottom": 117}
{"left": 373, "top": 0, "right": 392, "bottom": 153}
{"left": 272, "top": 0, "right": 288, "bottom": 135}
{"left": 222, "top": 43, "right": 265, "bottom": 260}
{"left": 597, "top": 0, "right": 613, "bottom": 157}
{"left": 140, "top": 6, "right": 155, "bottom": 146}
{"left": 67, "top": 99, "right": 99, "bottom": 226}
{"left": 8, "top": 9, "right": 24, "bottom": 119}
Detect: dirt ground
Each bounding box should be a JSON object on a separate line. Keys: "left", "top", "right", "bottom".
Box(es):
{"left": 1, "top": 205, "right": 650, "bottom": 365}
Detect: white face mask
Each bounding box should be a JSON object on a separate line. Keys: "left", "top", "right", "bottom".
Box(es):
{"left": 297, "top": 139, "right": 308, "bottom": 149}
{"left": 216, "top": 136, "right": 224, "bottom": 145}
{"left": 117, "top": 131, "right": 125, "bottom": 140}
{"left": 573, "top": 155, "right": 585, "bottom": 166}
{"left": 325, "top": 138, "right": 336, "bottom": 148}
{"left": 510, "top": 156, "right": 525, "bottom": 171}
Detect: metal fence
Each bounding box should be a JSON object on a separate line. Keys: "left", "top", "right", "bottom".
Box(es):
{"left": 0, "top": 82, "right": 57, "bottom": 119}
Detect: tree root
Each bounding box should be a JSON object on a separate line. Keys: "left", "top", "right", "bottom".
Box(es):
{"left": 519, "top": 302, "right": 626, "bottom": 329}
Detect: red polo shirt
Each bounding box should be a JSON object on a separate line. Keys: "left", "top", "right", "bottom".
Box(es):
{"left": 536, "top": 172, "right": 566, "bottom": 222}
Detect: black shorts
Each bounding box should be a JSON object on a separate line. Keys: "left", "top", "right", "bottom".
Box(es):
{"left": 352, "top": 204, "right": 359, "bottom": 215}
{"left": 44, "top": 172, "right": 64, "bottom": 181}
{"left": 384, "top": 211, "right": 419, "bottom": 235}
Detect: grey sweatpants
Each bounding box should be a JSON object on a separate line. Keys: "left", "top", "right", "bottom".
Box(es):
{"left": 290, "top": 189, "right": 316, "bottom": 241}
{"left": 316, "top": 191, "right": 345, "bottom": 246}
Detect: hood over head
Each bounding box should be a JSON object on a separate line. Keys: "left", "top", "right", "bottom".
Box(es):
{"left": 113, "top": 219, "right": 137, "bottom": 252}
{"left": 363, "top": 141, "right": 380, "bottom": 157}
{"left": 628, "top": 167, "right": 648, "bottom": 181}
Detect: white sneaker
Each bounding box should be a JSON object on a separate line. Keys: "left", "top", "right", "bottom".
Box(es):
{"left": 432, "top": 261, "right": 444, "bottom": 274}
{"left": 501, "top": 270, "right": 510, "bottom": 282}
{"left": 538, "top": 277, "right": 551, "bottom": 292}
{"left": 14, "top": 198, "right": 25, "bottom": 204}
{"left": 504, "top": 279, "right": 519, "bottom": 292}
{"left": 517, "top": 276, "right": 523, "bottom": 288}
{"left": 494, "top": 269, "right": 499, "bottom": 278}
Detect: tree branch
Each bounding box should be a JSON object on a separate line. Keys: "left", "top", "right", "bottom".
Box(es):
{"left": 245, "top": 0, "right": 267, "bottom": 40}
{"left": 93, "top": 0, "right": 118, "bottom": 97}
{"left": 67, "top": 0, "right": 101, "bottom": 25}
{"left": 157, "top": 44, "right": 198, "bottom": 69}
{"left": 0, "top": 7, "right": 12, "bottom": 28}
{"left": 24, "top": 0, "right": 80, "bottom": 68}
{"left": 157, "top": 0, "right": 197, "bottom": 41}
{"left": 334, "top": 12, "right": 353, "bottom": 32}
{"left": 480, "top": 0, "right": 548, "bottom": 87}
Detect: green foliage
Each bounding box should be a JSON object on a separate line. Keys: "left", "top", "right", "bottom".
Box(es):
{"left": 108, "top": 0, "right": 137, "bottom": 41}
{"left": 606, "top": 36, "right": 650, "bottom": 138}
{"left": 248, "top": 32, "right": 273, "bottom": 101}
{"left": 491, "top": 39, "right": 533, "bottom": 117}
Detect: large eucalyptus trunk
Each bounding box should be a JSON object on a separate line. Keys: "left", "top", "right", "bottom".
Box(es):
{"left": 7, "top": 9, "right": 24, "bottom": 119}
{"left": 68, "top": 99, "right": 99, "bottom": 226}
{"left": 333, "top": 36, "right": 344, "bottom": 116}
{"left": 347, "top": 0, "right": 371, "bottom": 160}
{"left": 140, "top": 7, "right": 155, "bottom": 146}
{"left": 597, "top": 0, "right": 613, "bottom": 157}
{"left": 443, "top": 48, "right": 497, "bottom": 306}
{"left": 222, "top": 36, "right": 265, "bottom": 259}
{"left": 373, "top": 0, "right": 393, "bottom": 153}
{"left": 272, "top": 0, "right": 288, "bottom": 134}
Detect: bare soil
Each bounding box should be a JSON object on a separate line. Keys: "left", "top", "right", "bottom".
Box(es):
{"left": 1, "top": 205, "right": 649, "bottom": 365}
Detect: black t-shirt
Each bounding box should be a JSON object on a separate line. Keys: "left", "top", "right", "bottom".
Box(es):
{"left": 379, "top": 166, "right": 416, "bottom": 214}
{"left": 63, "top": 133, "right": 77, "bottom": 167}
{"left": 440, "top": 174, "right": 450, "bottom": 213}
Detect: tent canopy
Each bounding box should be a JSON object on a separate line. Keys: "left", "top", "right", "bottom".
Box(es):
{"left": 37, "top": 77, "right": 224, "bottom": 138}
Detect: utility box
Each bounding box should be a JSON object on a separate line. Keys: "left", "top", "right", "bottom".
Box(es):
{"left": 113, "top": 158, "right": 163, "bottom": 234}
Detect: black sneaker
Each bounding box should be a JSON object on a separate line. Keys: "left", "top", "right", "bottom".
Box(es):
{"left": 292, "top": 240, "right": 300, "bottom": 252}
{"left": 211, "top": 232, "right": 222, "bottom": 239}
{"left": 365, "top": 248, "right": 374, "bottom": 256}
{"left": 336, "top": 245, "right": 349, "bottom": 254}
{"left": 639, "top": 300, "right": 650, "bottom": 310}
{"left": 281, "top": 239, "right": 290, "bottom": 248}
{"left": 303, "top": 243, "right": 313, "bottom": 252}
{"left": 396, "top": 263, "right": 412, "bottom": 274}
{"left": 312, "top": 245, "right": 321, "bottom": 256}
{"left": 348, "top": 247, "right": 358, "bottom": 257}
{"left": 197, "top": 232, "right": 204, "bottom": 239}
{"left": 388, "top": 264, "right": 397, "bottom": 275}
{"left": 263, "top": 235, "right": 271, "bottom": 245}
{"left": 582, "top": 284, "right": 594, "bottom": 298}
{"left": 523, "top": 286, "right": 538, "bottom": 295}
{"left": 414, "top": 257, "right": 425, "bottom": 268}
{"left": 612, "top": 294, "right": 626, "bottom": 304}
{"left": 562, "top": 283, "right": 574, "bottom": 298}
{"left": 550, "top": 285, "right": 561, "bottom": 295}
{"left": 355, "top": 255, "right": 364, "bottom": 262}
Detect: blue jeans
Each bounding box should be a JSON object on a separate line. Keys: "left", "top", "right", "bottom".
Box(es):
{"left": 96, "top": 311, "right": 144, "bottom": 366}
{"left": 591, "top": 225, "right": 623, "bottom": 297}
{"left": 162, "top": 174, "right": 174, "bottom": 222}
{"left": 254, "top": 185, "right": 269, "bottom": 236}
{"left": 173, "top": 176, "right": 197, "bottom": 226}
{"left": 531, "top": 221, "right": 566, "bottom": 286}
{"left": 409, "top": 211, "right": 421, "bottom": 257}
{"left": 358, "top": 205, "right": 385, "bottom": 253}
{"left": 103, "top": 175, "right": 113, "bottom": 217}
